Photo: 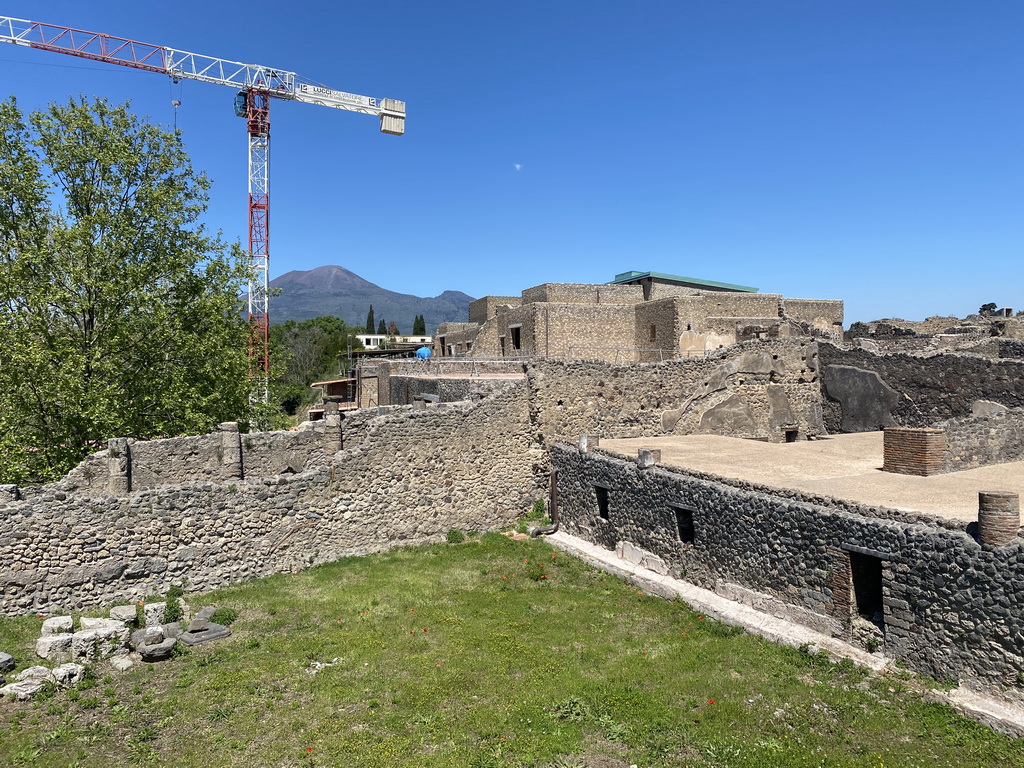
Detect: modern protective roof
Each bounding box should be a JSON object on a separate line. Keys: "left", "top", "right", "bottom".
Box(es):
{"left": 610, "top": 270, "right": 758, "bottom": 293}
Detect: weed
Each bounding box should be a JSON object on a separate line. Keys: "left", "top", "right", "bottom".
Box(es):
{"left": 170, "top": 642, "right": 192, "bottom": 658}
{"left": 446, "top": 528, "right": 465, "bottom": 544}
{"left": 209, "top": 607, "right": 238, "bottom": 626}
{"left": 550, "top": 696, "right": 590, "bottom": 722}
{"left": 163, "top": 584, "right": 185, "bottom": 624}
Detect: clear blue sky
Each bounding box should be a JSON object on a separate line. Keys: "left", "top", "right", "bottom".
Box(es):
{"left": 2, "top": 1, "right": 1022, "bottom": 324}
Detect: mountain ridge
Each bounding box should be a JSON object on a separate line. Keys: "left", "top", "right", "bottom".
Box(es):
{"left": 268, "top": 265, "right": 474, "bottom": 333}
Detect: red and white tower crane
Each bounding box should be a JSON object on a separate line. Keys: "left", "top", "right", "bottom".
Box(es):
{"left": 0, "top": 16, "right": 405, "bottom": 401}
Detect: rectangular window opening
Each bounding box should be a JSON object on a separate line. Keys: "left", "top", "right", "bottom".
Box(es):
{"left": 672, "top": 506, "right": 695, "bottom": 544}
{"left": 649, "top": 324, "right": 657, "bottom": 342}
{"left": 510, "top": 326, "right": 522, "bottom": 351}
{"left": 849, "top": 552, "right": 884, "bottom": 621}
{"left": 594, "top": 485, "right": 610, "bottom": 521}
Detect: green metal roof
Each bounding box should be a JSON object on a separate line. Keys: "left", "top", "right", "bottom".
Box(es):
{"left": 610, "top": 270, "right": 758, "bottom": 293}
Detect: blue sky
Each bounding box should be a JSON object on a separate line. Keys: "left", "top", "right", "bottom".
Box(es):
{"left": 2, "top": 1, "right": 1021, "bottom": 324}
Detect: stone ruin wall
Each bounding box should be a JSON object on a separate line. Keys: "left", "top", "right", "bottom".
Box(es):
{"left": 938, "top": 407, "right": 1024, "bottom": 473}
{"left": 527, "top": 339, "right": 825, "bottom": 446}
{"left": 469, "top": 296, "right": 522, "bottom": 325}
{"left": 553, "top": 443, "right": 1024, "bottom": 704}
{"left": 819, "top": 343, "right": 1024, "bottom": 434}
{"left": 521, "top": 282, "right": 644, "bottom": 306}
{"left": 0, "top": 385, "right": 535, "bottom": 616}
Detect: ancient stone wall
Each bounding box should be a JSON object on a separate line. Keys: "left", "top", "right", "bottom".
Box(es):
{"left": 527, "top": 339, "right": 825, "bottom": 445}
{"left": 387, "top": 373, "right": 522, "bottom": 406}
{"left": 634, "top": 300, "right": 683, "bottom": 360}
{"left": 939, "top": 407, "right": 1024, "bottom": 473}
{"left": 0, "top": 387, "right": 536, "bottom": 616}
{"left": 552, "top": 443, "right": 1024, "bottom": 703}
{"left": 819, "top": 344, "right": 1024, "bottom": 433}
{"left": 469, "top": 296, "right": 522, "bottom": 325}
{"left": 521, "top": 283, "right": 643, "bottom": 305}
{"left": 782, "top": 298, "right": 845, "bottom": 339}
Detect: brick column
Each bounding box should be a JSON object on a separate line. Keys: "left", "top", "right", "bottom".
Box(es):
{"left": 107, "top": 437, "right": 131, "bottom": 494}
{"left": 883, "top": 427, "right": 945, "bottom": 476}
{"left": 978, "top": 491, "right": 1020, "bottom": 546}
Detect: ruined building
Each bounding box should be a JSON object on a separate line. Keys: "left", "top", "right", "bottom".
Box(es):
{"left": 434, "top": 270, "right": 844, "bottom": 362}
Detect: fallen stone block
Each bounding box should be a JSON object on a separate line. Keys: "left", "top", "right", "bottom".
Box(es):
{"left": 139, "top": 637, "right": 177, "bottom": 663}
{"left": 71, "top": 630, "right": 99, "bottom": 662}
{"left": 16, "top": 665, "right": 52, "bottom": 682}
{"left": 110, "top": 655, "right": 135, "bottom": 672}
{"left": 35, "top": 633, "right": 73, "bottom": 662}
{"left": 51, "top": 663, "right": 86, "bottom": 688}
{"left": 195, "top": 606, "right": 218, "bottom": 621}
{"left": 0, "top": 679, "right": 45, "bottom": 701}
{"left": 0, "top": 651, "right": 15, "bottom": 672}
{"left": 41, "top": 616, "right": 73, "bottom": 636}
{"left": 109, "top": 605, "right": 138, "bottom": 623}
{"left": 143, "top": 602, "right": 166, "bottom": 627}
{"left": 178, "top": 622, "right": 231, "bottom": 647}
{"left": 78, "top": 618, "right": 129, "bottom": 658}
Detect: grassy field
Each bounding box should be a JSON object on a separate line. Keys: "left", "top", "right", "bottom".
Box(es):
{"left": 0, "top": 532, "right": 1021, "bottom": 768}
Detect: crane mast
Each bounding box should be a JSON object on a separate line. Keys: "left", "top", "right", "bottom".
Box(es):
{"left": 0, "top": 16, "right": 405, "bottom": 402}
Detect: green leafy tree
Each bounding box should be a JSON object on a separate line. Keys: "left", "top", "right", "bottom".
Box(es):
{"left": 365, "top": 304, "right": 375, "bottom": 335}
{"left": 412, "top": 314, "right": 426, "bottom": 335}
{"left": 0, "top": 96, "right": 256, "bottom": 483}
{"left": 377, "top": 319, "right": 386, "bottom": 335}
{"left": 979, "top": 302, "right": 998, "bottom": 316}
{"left": 387, "top": 320, "right": 399, "bottom": 336}
{"left": 269, "top": 316, "right": 362, "bottom": 414}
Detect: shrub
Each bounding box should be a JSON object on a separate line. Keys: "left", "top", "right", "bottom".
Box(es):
{"left": 163, "top": 585, "right": 185, "bottom": 624}
{"left": 209, "top": 607, "right": 238, "bottom": 626}
{"left": 446, "top": 529, "right": 465, "bottom": 544}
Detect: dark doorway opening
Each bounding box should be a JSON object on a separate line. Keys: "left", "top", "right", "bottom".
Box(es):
{"left": 595, "top": 486, "right": 610, "bottom": 520}
{"left": 510, "top": 326, "right": 522, "bottom": 351}
{"left": 850, "top": 552, "right": 884, "bottom": 620}
{"left": 672, "top": 505, "right": 695, "bottom": 544}
{"left": 785, "top": 429, "right": 799, "bottom": 443}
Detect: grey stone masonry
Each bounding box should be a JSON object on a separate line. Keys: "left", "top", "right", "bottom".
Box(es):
{"left": 219, "top": 422, "right": 243, "bottom": 479}
{"left": 552, "top": 442, "right": 1024, "bottom": 704}
{"left": 0, "top": 384, "right": 535, "bottom": 616}
{"left": 107, "top": 438, "right": 131, "bottom": 494}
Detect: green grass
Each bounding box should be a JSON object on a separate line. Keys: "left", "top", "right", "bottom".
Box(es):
{"left": 0, "top": 533, "right": 1021, "bottom": 767}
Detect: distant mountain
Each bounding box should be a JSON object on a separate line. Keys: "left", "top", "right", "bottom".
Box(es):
{"left": 267, "top": 265, "right": 474, "bottom": 333}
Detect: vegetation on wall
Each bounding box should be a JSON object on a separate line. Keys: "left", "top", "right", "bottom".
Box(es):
{"left": 0, "top": 96, "right": 257, "bottom": 484}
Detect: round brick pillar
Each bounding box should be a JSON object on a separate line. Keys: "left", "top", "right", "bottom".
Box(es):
{"left": 978, "top": 491, "right": 1020, "bottom": 546}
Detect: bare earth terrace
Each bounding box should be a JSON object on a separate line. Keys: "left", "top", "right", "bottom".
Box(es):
{"left": 599, "top": 431, "right": 1024, "bottom": 524}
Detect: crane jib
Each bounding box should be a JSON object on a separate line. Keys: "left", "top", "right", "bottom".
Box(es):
{"left": 295, "top": 83, "right": 378, "bottom": 110}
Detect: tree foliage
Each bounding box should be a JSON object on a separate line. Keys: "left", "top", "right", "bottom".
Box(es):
{"left": 979, "top": 302, "right": 998, "bottom": 316}
{"left": 412, "top": 314, "right": 426, "bottom": 336}
{"left": 0, "top": 96, "right": 255, "bottom": 483}
{"left": 365, "top": 304, "right": 375, "bottom": 335}
{"left": 387, "top": 320, "right": 399, "bottom": 336}
{"left": 269, "top": 315, "right": 362, "bottom": 413}
{"left": 377, "top": 319, "right": 386, "bottom": 335}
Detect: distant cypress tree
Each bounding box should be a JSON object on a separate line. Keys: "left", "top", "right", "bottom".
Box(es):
{"left": 377, "top": 319, "right": 386, "bottom": 335}
{"left": 413, "top": 314, "right": 426, "bottom": 335}
{"left": 365, "top": 305, "right": 375, "bottom": 334}
{"left": 387, "top": 321, "right": 399, "bottom": 336}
